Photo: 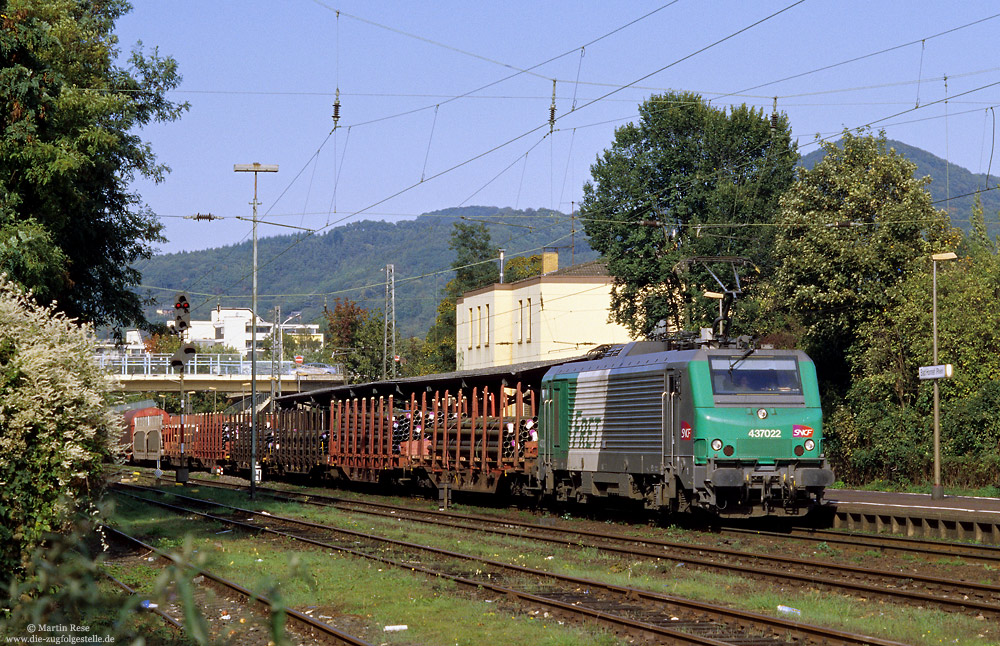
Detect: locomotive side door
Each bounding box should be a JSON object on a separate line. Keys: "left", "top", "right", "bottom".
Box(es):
{"left": 540, "top": 379, "right": 568, "bottom": 484}
{"left": 661, "top": 370, "right": 680, "bottom": 496}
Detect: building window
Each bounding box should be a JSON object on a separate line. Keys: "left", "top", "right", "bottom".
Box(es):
{"left": 517, "top": 299, "right": 523, "bottom": 344}
{"left": 468, "top": 308, "right": 474, "bottom": 349}
{"left": 476, "top": 306, "right": 482, "bottom": 348}
{"left": 526, "top": 298, "right": 532, "bottom": 343}
{"left": 485, "top": 304, "right": 490, "bottom": 347}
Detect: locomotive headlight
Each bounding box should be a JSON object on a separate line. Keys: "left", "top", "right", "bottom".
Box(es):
{"left": 804, "top": 439, "right": 816, "bottom": 452}
{"left": 711, "top": 439, "right": 723, "bottom": 452}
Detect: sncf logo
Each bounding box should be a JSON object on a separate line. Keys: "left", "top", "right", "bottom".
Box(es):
{"left": 680, "top": 421, "right": 692, "bottom": 440}
{"left": 792, "top": 425, "right": 814, "bottom": 438}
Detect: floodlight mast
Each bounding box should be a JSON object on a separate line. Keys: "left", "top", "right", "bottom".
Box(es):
{"left": 234, "top": 163, "right": 278, "bottom": 499}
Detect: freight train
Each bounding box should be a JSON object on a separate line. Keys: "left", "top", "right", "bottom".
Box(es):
{"left": 124, "top": 333, "right": 834, "bottom": 517}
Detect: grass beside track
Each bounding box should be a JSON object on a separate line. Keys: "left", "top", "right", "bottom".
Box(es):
{"left": 110, "top": 483, "right": 998, "bottom": 645}
{"left": 110, "top": 490, "right": 622, "bottom": 646}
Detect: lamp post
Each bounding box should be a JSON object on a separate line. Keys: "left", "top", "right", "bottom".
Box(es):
{"left": 234, "top": 162, "right": 278, "bottom": 499}
{"left": 931, "top": 251, "right": 957, "bottom": 500}
{"left": 703, "top": 291, "right": 725, "bottom": 337}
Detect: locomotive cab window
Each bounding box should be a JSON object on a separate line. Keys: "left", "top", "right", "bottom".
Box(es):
{"left": 710, "top": 358, "right": 802, "bottom": 395}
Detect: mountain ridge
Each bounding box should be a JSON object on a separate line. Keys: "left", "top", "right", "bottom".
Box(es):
{"left": 138, "top": 140, "right": 997, "bottom": 339}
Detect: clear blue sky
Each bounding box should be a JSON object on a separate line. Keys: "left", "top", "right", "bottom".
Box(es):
{"left": 116, "top": 1, "right": 1000, "bottom": 255}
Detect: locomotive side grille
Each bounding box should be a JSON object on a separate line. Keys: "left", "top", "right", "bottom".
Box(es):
{"left": 569, "top": 370, "right": 662, "bottom": 452}
{"left": 737, "top": 438, "right": 792, "bottom": 458}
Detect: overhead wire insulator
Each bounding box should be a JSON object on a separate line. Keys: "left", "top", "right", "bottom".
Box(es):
{"left": 549, "top": 79, "right": 556, "bottom": 134}
{"left": 332, "top": 88, "right": 342, "bottom": 131}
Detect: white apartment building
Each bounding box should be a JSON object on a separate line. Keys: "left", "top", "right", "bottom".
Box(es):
{"left": 186, "top": 307, "right": 323, "bottom": 357}
{"left": 455, "top": 253, "right": 635, "bottom": 370}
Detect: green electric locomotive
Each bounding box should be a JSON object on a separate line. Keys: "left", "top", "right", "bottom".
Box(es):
{"left": 537, "top": 338, "right": 833, "bottom": 517}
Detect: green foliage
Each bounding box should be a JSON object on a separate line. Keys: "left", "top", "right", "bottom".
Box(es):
{"left": 769, "top": 131, "right": 957, "bottom": 391}
{"left": 580, "top": 91, "right": 798, "bottom": 336}
{"left": 818, "top": 195, "right": 998, "bottom": 485}
{"left": 324, "top": 298, "right": 389, "bottom": 383}
{"left": 0, "top": 0, "right": 186, "bottom": 334}
{"left": 447, "top": 222, "right": 499, "bottom": 296}
{"left": 0, "top": 277, "right": 117, "bottom": 577}
{"left": 801, "top": 139, "right": 1000, "bottom": 240}
{"left": 395, "top": 335, "right": 435, "bottom": 377}
{"left": 504, "top": 254, "right": 543, "bottom": 282}
{"left": 0, "top": 219, "right": 69, "bottom": 302}
{"left": 424, "top": 222, "right": 504, "bottom": 373}
{"left": 1, "top": 521, "right": 145, "bottom": 641}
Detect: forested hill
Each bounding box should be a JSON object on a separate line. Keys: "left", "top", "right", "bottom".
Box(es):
{"left": 136, "top": 207, "right": 597, "bottom": 338}
{"left": 800, "top": 139, "right": 1000, "bottom": 238}
{"left": 140, "top": 143, "right": 994, "bottom": 339}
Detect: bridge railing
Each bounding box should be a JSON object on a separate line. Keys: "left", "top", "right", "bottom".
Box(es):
{"left": 94, "top": 353, "right": 339, "bottom": 377}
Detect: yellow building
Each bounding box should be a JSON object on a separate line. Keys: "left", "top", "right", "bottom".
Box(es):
{"left": 455, "top": 253, "right": 635, "bottom": 370}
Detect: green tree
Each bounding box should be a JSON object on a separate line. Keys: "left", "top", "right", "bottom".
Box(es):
{"left": 832, "top": 236, "right": 1000, "bottom": 486}
{"left": 0, "top": 0, "right": 187, "bottom": 333}
{"left": 580, "top": 91, "right": 797, "bottom": 336}
{"left": 769, "top": 131, "right": 956, "bottom": 393}
{"left": 504, "top": 254, "right": 542, "bottom": 282}
{"left": 324, "top": 298, "right": 386, "bottom": 383}
{"left": 395, "top": 335, "right": 434, "bottom": 377}
{"left": 0, "top": 277, "right": 117, "bottom": 576}
{"left": 450, "top": 221, "right": 500, "bottom": 292}
{"left": 424, "top": 222, "right": 499, "bottom": 373}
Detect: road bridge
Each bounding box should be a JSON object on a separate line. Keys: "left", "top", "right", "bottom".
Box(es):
{"left": 97, "top": 353, "right": 345, "bottom": 394}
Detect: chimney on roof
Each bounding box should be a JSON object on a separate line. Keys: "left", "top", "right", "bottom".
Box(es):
{"left": 542, "top": 247, "right": 558, "bottom": 275}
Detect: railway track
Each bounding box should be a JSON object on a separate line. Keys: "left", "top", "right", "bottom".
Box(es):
{"left": 104, "top": 525, "right": 372, "bottom": 646}
{"left": 101, "top": 570, "right": 185, "bottom": 632}
{"left": 113, "top": 482, "right": 908, "bottom": 646}
{"left": 720, "top": 524, "right": 1000, "bottom": 564}
{"left": 133, "top": 472, "right": 1000, "bottom": 616}
{"left": 136, "top": 469, "right": 1000, "bottom": 565}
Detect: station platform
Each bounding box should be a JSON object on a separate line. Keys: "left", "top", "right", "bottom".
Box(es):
{"left": 825, "top": 489, "right": 1000, "bottom": 544}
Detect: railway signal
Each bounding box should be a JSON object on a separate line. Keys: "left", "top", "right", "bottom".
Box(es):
{"left": 173, "top": 293, "right": 192, "bottom": 334}
{"left": 169, "top": 342, "right": 196, "bottom": 369}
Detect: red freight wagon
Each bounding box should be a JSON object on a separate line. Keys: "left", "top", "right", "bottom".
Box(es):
{"left": 123, "top": 407, "right": 171, "bottom": 463}
{"left": 328, "top": 382, "right": 538, "bottom": 493}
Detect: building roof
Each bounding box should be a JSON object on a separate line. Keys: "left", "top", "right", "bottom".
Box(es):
{"left": 459, "top": 258, "right": 611, "bottom": 301}
{"left": 545, "top": 259, "right": 609, "bottom": 278}
{"left": 277, "top": 355, "right": 587, "bottom": 408}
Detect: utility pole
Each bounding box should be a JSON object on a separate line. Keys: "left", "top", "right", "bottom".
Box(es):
{"left": 383, "top": 264, "right": 396, "bottom": 379}
{"left": 234, "top": 162, "right": 278, "bottom": 500}
{"left": 270, "top": 305, "right": 279, "bottom": 415}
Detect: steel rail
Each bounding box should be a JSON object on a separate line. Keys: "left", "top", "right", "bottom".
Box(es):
{"left": 101, "top": 570, "right": 185, "bottom": 630}
{"left": 115, "top": 484, "right": 907, "bottom": 646}
{"left": 722, "top": 525, "right": 1000, "bottom": 563}
{"left": 104, "top": 526, "right": 373, "bottom": 646}
{"left": 146, "top": 474, "right": 1000, "bottom": 614}
{"left": 159, "top": 471, "right": 1000, "bottom": 564}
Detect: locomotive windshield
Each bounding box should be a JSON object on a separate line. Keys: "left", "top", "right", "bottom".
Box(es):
{"left": 709, "top": 357, "right": 802, "bottom": 395}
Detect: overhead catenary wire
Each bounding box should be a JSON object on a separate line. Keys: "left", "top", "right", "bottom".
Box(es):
{"left": 164, "top": 4, "right": 1000, "bottom": 321}
{"left": 194, "top": 0, "right": 697, "bottom": 304}
{"left": 708, "top": 11, "right": 1000, "bottom": 102}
